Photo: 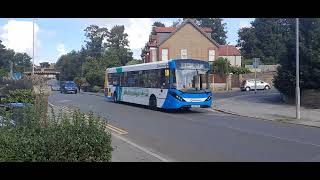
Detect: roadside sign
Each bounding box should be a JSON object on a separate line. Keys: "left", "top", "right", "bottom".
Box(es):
{"left": 253, "top": 58, "right": 260, "bottom": 68}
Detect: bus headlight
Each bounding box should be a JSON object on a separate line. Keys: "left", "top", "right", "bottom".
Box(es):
{"left": 205, "top": 96, "right": 212, "bottom": 101}
{"left": 169, "top": 92, "right": 186, "bottom": 102}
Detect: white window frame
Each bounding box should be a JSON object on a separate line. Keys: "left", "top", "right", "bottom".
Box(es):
{"left": 181, "top": 49, "right": 187, "bottom": 59}
{"left": 162, "top": 49, "right": 168, "bottom": 61}
{"left": 209, "top": 49, "right": 215, "bottom": 62}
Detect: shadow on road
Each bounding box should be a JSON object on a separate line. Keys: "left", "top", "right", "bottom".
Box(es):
{"left": 110, "top": 101, "right": 202, "bottom": 114}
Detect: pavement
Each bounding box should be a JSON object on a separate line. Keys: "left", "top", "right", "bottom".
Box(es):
{"left": 48, "top": 91, "right": 320, "bottom": 161}
{"left": 212, "top": 89, "right": 320, "bottom": 128}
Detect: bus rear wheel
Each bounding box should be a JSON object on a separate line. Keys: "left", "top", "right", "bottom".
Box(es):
{"left": 149, "top": 95, "right": 157, "bottom": 110}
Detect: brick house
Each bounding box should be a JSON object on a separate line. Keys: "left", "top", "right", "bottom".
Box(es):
{"left": 141, "top": 19, "right": 220, "bottom": 63}
{"left": 141, "top": 19, "right": 241, "bottom": 67}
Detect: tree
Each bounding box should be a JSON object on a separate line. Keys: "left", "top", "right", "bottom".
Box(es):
{"left": 126, "top": 59, "right": 142, "bottom": 65}
{"left": 83, "top": 58, "right": 105, "bottom": 87}
{"left": 105, "top": 25, "right": 128, "bottom": 49}
{"left": 55, "top": 51, "right": 82, "bottom": 81}
{"left": 103, "top": 25, "right": 133, "bottom": 66}
{"left": 153, "top": 21, "right": 165, "bottom": 27}
{"left": 237, "top": 18, "right": 290, "bottom": 64}
{"left": 84, "top": 25, "right": 109, "bottom": 58}
{"left": 212, "top": 57, "right": 231, "bottom": 77}
{"left": 274, "top": 18, "right": 320, "bottom": 97}
{"left": 13, "top": 52, "right": 32, "bottom": 72}
{"left": 196, "top": 18, "right": 227, "bottom": 45}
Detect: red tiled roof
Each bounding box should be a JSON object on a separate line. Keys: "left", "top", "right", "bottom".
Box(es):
{"left": 154, "top": 27, "right": 212, "bottom": 33}
{"left": 219, "top": 45, "right": 241, "bottom": 56}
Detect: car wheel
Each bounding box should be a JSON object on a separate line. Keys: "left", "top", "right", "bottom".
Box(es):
{"left": 264, "top": 85, "right": 270, "bottom": 90}
{"left": 149, "top": 95, "right": 157, "bottom": 110}
{"left": 245, "top": 87, "right": 251, "bottom": 91}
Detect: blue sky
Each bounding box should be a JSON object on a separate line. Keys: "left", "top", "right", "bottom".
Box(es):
{"left": 0, "top": 18, "right": 254, "bottom": 65}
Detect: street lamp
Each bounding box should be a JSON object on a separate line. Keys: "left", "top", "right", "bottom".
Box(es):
{"left": 296, "top": 18, "right": 301, "bottom": 120}
{"left": 32, "top": 18, "right": 35, "bottom": 76}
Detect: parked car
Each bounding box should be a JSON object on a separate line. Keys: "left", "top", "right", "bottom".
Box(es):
{"left": 51, "top": 84, "right": 61, "bottom": 91}
{"left": 240, "top": 79, "right": 271, "bottom": 91}
{"left": 60, "top": 81, "right": 78, "bottom": 94}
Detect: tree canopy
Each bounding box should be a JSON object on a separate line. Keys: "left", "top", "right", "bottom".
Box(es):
{"left": 55, "top": 24, "right": 133, "bottom": 88}
{"left": 196, "top": 18, "right": 227, "bottom": 45}
{"left": 0, "top": 40, "right": 32, "bottom": 77}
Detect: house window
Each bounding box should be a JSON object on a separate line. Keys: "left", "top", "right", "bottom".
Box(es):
{"left": 209, "top": 49, "right": 215, "bottom": 61}
{"left": 162, "top": 49, "right": 168, "bottom": 61}
{"left": 181, "top": 49, "right": 187, "bottom": 59}
{"left": 151, "top": 48, "right": 157, "bottom": 62}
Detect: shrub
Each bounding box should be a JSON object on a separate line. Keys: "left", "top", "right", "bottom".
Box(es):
{"left": 91, "top": 86, "right": 101, "bottom": 93}
{"left": 0, "top": 78, "right": 33, "bottom": 95}
{"left": 0, "top": 107, "right": 113, "bottom": 162}
{"left": 3, "top": 89, "right": 35, "bottom": 104}
{"left": 230, "top": 66, "right": 251, "bottom": 75}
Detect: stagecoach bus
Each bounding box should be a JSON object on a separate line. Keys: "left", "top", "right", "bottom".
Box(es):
{"left": 104, "top": 59, "right": 212, "bottom": 110}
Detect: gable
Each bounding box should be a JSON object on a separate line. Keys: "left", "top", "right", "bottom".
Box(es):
{"left": 160, "top": 23, "right": 219, "bottom": 49}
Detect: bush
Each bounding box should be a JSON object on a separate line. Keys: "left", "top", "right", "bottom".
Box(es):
{"left": 91, "top": 86, "right": 101, "bottom": 93}
{"left": 0, "top": 78, "right": 33, "bottom": 95}
{"left": 3, "top": 89, "right": 35, "bottom": 104}
{"left": 0, "top": 107, "right": 113, "bottom": 162}
{"left": 230, "top": 66, "right": 251, "bottom": 75}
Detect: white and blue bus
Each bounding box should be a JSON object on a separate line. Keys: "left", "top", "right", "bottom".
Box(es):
{"left": 104, "top": 59, "right": 212, "bottom": 110}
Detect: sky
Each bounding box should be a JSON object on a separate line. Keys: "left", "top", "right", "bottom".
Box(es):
{"left": 0, "top": 18, "right": 254, "bottom": 65}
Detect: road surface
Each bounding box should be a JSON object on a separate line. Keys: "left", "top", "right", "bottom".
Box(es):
{"left": 49, "top": 91, "right": 320, "bottom": 161}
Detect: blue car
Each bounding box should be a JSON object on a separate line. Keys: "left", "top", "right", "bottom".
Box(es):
{"left": 60, "top": 81, "right": 78, "bottom": 94}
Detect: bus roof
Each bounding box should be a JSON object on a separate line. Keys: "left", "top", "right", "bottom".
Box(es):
{"left": 107, "top": 60, "right": 171, "bottom": 73}
{"left": 107, "top": 59, "right": 208, "bottom": 73}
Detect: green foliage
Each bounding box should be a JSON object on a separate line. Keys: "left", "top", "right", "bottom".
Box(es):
{"left": 196, "top": 18, "right": 227, "bottom": 45}
{"left": 55, "top": 51, "right": 83, "bottom": 81}
{"left": 84, "top": 25, "right": 109, "bottom": 59}
{"left": 83, "top": 58, "right": 105, "bottom": 87}
{"left": 212, "top": 57, "right": 231, "bottom": 76}
{"left": 0, "top": 40, "right": 32, "bottom": 73}
{"left": 0, "top": 78, "right": 33, "bottom": 95}
{"left": 3, "top": 89, "right": 35, "bottom": 104}
{"left": 153, "top": 21, "right": 165, "bottom": 27}
{"left": 237, "top": 18, "right": 290, "bottom": 65}
{"left": 56, "top": 24, "right": 133, "bottom": 83}
{"left": 0, "top": 68, "right": 9, "bottom": 77}
{"left": 126, "top": 59, "right": 142, "bottom": 65}
{"left": 273, "top": 18, "right": 320, "bottom": 97}
{"left": 230, "top": 66, "right": 251, "bottom": 75}
{"left": 74, "top": 77, "right": 87, "bottom": 87}
{"left": 105, "top": 25, "right": 129, "bottom": 49}
{"left": 91, "top": 86, "right": 101, "bottom": 93}
{"left": 0, "top": 107, "right": 113, "bottom": 162}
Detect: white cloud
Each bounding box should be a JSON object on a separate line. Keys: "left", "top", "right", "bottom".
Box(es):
{"left": 82, "top": 18, "right": 175, "bottom": 59}
{"left": 0, "top": 20, "right": 40, "bottom": 62}
{"left": 57, "top": 43, "right": 67, "bottom": 57}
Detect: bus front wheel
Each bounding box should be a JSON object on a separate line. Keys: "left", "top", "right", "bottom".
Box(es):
{"left": 149, "top": 95, "right": 157, "bottom": 110}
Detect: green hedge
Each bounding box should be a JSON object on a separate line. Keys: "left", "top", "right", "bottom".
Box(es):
{"left": 0, "top": 107, "right": 113, "bottom": 162}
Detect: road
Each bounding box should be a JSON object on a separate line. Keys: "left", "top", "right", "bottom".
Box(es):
{"left": 49, "top": 91, "right": 320, "bottom": 161}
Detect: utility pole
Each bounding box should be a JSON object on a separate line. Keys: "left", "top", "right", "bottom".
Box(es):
{"left": 296, "top": 18, "right": 301, "bottom": 120}
{"left": 32, "top": 18, "right": 35, "bottom": 76}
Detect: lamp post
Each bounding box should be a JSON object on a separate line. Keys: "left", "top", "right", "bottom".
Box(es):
{"left": 32, "top": 18, "right": 35, "bottom": 76}
{"left": 296, "top": 18, "right": 301, "bottom": 120}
